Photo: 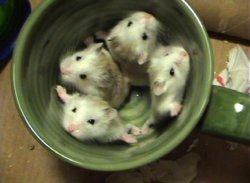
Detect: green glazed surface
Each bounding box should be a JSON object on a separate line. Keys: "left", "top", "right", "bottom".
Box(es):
{"left": 12, "top": 0, "right": 213, "bottom": 171}
{"left": 201, "top": 86, "right": 250, "bottom": 144}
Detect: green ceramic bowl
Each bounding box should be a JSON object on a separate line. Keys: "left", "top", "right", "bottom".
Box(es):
{"left": 12, "top": 0, "right": 250, "bottom": 171}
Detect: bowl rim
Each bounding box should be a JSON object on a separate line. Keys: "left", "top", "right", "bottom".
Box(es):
{"left": 12, "top": 0, "right": 214, "bottom": 171}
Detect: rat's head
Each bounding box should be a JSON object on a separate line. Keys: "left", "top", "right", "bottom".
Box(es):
{"left": 60, "top": 43, "right": 110, "bottom": 89}
{"left": 149, "top": 46, "right": 190, "bottom": 96}
{"left": 107, "top": 11, "right": 159, "bottom": 63}
{"left": 56, "top": 85, "right": 118, "bottom": 141}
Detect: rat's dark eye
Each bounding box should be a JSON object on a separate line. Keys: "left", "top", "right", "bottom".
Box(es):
{"left": 142, "top": 33, "right": 148, "bottom": 40}
{"left": 87, "top": 119, "right": 95, "bottom": 125}
{"left": 127, "top": 21, "right": 133, "bottom": 27}
{"left": 166, "top": 53, "right": 169, "bottom": 56}
{"left": 127, "top": 128, "right": 133, "bottom": 134}
{"left": 170, "top": 68, "right": 175, "bottom": 76}
{"left": 79, "top": 74, "right": 87, "bottom": 79}
{"left": 76, "top": 56, "right": 82, "bottom": 61}
{"left": 72, "top": 108, "right": 77, "bottom": 113}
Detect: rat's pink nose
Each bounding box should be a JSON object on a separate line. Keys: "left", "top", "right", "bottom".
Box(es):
{"left": 67, "top": 124, "right": 80, "bottom": 133}
{"left": 180, "top": 51, "right": 189, "bottom": 58}
{"left": 61, "top": 67, "right": 72, "bottom": 75}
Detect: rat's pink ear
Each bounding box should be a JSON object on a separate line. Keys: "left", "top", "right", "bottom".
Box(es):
{"left": 153, "top": 81, "right": 167, "bottom": 96}
{"left": 180, "top": 50, "right": 189, "bottom": 58}
{"left": 95, "top": 43, "right": 104, "bottom": 52}
{"left": 104, "top": 108, "right": 118, "bottom": 120}
{"left": 144, "top": 13, "right": 155, "bottom": 24}
{"left": 83, "top": 36, "right": 94, "bottom": 46}
{"left": 95, "top": 30, "right": 110, "bottom": 40}
{"left": 176, "top": 50, "right": 189, "bottom": 67}
{"left": 56, "top": 85, "right": 72, "bottom": 103}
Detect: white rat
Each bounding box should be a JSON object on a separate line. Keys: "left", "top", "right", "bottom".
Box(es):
{"left": 59, "top": 43, "right": 130, "bottom": 108}
{"left": 56, "top": 85, "right": 142, "bottom": 144}
{"left": 106, "top": 11, "right": 160, "bottom": 86}
{"left": 144, "top": 45, "right": 190, "bottom": 129}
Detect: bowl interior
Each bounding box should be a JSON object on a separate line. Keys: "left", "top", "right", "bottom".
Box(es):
{"left": 13, "top": 0, "right": 213, "bottom": 171}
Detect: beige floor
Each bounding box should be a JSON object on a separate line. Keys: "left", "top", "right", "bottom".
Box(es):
{"left": 1, "top": 0, "right": 250, "bottom": 183}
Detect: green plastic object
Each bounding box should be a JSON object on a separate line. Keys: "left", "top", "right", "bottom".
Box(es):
{"left": 201, "top": 86, "right": 250, "bottom": 144}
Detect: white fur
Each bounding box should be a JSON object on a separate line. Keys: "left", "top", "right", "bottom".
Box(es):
{"left": 106, "top": 11, "right": 160, "bottom": 86}
{"left": 56, "top": 86, "right": 140, "bottom": 143}
{"left": 147, "top": 45, "right": 190, "bottom": 125}
{"left": 59, "top": 43, "right": 129, "bottom": 107}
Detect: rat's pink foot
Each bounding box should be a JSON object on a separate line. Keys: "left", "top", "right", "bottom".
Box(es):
{"left": 129, "top": 126, "right": 142, "bottom": 136}
{"left": 141, "top": 127, "right": 151, "bottom": 135}
{"left": 170, "top": 103, "right": 182, "bottom": 117}
{"left": 122, "top": 134, "right": 137, "bottom": 144}
{"left": 141, "top": 117, "right": 154, "bottom": 135}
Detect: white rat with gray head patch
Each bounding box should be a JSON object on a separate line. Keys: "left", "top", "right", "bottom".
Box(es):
{"left": 56, "top": 85, "right": 141, "bottom": 144}
{"left": 143, "top": 45, "right": 190, "bottom": 130}
{"left": 106, "top": 11, "right": 160, "bottom": 86}
{"left": 59, "top": 43, "right": 130, "bottom": 108}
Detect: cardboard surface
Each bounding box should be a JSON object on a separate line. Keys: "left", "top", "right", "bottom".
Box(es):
{"left": 188, "top": 0, "right": 250, "bottom": 41}
{"left": 1, "top": 0, "right": 250, "bottom": 183}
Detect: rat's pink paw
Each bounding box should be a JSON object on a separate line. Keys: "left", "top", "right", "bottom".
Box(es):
{"left": 170, "top": 103, "right": 182, "bottom": 117}
{"left": 141, "top": 127, "right": 151, "bottom": 135}
{"left": 55, "top": 85, "right": 71, "bottom": 103}
{"left": 130, "top": 126, "right": 142, "bottom": 136}
{"left": 141, "top": 117, "right": 154, "bottom": 135}
{"left": 122, "top": 134, "right": 137, "bottom": 144}
{"left": 138, "top": 52, "right": 148, "bottom": 65}
{"left": 56, "top": 85, "right": 66, "bottom": 95}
